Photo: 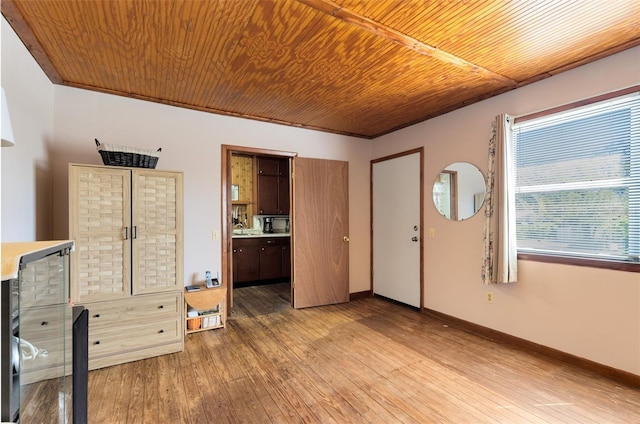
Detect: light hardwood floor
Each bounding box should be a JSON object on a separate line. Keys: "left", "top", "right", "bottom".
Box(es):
{"left": 84, "top": 283, "right": 640, "bottom": 423}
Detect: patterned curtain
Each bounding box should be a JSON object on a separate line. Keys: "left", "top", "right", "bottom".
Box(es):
{"left": 482, "top": 114, "right": 517, "bottom": 284}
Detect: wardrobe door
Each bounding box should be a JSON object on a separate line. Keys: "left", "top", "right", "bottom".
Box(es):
{"left": 69, "top": 165, "right": 131, "bottom": 302}
{"left": 131, "top": 170, "right": 184, "bottom": 294}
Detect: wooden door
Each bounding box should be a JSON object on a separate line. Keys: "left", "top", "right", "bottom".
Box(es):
{"left": 131, "top": 170, "right": 183, "bottom": 295}
{"left": 293, "top": 158, "right": 349, "bottom": 308}
{"left": 372, "top": 150, "right": 423, "bottom": 308}
{"left": 69, "top": 165, "right": 131, "bottom": 302}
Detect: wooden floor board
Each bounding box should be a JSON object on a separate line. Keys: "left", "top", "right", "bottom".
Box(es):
{"left": 248, "top": 372, "right": 302, "bottom": 423}
{"left": 125, "top": 360, "right": 145, "bottom": 423}
{"left": 358, "top": 309, "right": 595, "bottom": 423}
{"left": 141, "top": 356, "right": 159, "bottom": 423}
{"left": 87, "top": 367, "right": 112, "bottom": 423}
{"left": 75, "top": 283, "right": 640, "bottom": 423}
{"left": 178, "top": 348, "right": 214, "bottom": 423}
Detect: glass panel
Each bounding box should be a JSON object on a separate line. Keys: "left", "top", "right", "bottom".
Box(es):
{"left": 18, "top": 252, "right": 72, "bottom": 423}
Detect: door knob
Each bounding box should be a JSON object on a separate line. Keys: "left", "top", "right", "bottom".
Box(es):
{"left": 343, "top": 236, "right": 350, "bottom": 242}
{"left": 411, "top": 236, "right": 419, "bottom": 242}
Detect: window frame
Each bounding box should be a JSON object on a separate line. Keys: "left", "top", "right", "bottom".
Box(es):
{"left": 513, "top": 85, "right": 640, "bottom": 273}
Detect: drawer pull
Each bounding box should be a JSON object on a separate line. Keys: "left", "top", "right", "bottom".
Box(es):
{"left": 159, "top": 329, "right": 164, "bottom": 334}
{"left": 159, "top": 305, "right": 164, "bottom": 309}
{"left": 95, "top": 340, "right": 100, "bottom": 345}
{"left": 41, "top": 321, "right": 48, "bottom": 326}
{"left": 94, "top": 314, "right": 100, "bottom": 318}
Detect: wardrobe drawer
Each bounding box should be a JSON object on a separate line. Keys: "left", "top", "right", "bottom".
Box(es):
{"left": 89, "top": 318, "right": 181, "bottom": 357}
{"left": 20, "top": 335, "right": 70, "bottom": 374}
{"left": 20, "top": 306, "right": 67, "bottom": 340}
{"left": 85, "top": 292, "right": 181, "bottom": 327}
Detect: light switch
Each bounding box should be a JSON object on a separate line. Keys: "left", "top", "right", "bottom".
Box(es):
{"left": 429, "top": 228, "right": 436, "bottom": 238}
{"left": 212, "top": 230, "right": 220, "bottom": 240}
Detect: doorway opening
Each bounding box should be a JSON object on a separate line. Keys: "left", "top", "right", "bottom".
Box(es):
{"left": 221, "top": 145, "right": 296, "bottom": 310}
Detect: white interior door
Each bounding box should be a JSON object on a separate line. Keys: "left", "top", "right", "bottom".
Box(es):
{"left": 372, "top": 151, "right": 422, "bottom": 308}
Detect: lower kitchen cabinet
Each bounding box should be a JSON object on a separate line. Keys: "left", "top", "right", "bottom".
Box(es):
{"left": 260, "top": 243, "right": 283, "bottom": 280}
{"left": 282, "top": 243, "right": 291, "bottom": 279}
{"left": 233, "top": 237, "right": 290, "bottom": 285}
{"left": 234, "top": 243, "right": 260, "bottom": 283}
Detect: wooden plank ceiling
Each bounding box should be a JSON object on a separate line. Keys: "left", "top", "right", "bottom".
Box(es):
{"left": 2, "top": 0, "right": 639, "bottom": 139}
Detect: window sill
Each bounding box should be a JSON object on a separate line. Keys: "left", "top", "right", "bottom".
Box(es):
{"left": 517, "top": 252, "right": 640, "bottom": 273}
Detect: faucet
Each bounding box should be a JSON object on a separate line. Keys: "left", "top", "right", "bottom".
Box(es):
{"left": 234, "top": 222, "right": 245, "bottom": 234}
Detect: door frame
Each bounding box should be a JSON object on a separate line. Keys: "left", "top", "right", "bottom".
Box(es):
{"left": 221, "top": 145, "right": 296, "bottom": 308}
{"left": 370, "top": 147, "right": 425, "bottom": 310}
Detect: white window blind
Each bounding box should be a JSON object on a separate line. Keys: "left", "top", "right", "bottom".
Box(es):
{"left": 512, "top": 92, "right": 639, "bottom": 263}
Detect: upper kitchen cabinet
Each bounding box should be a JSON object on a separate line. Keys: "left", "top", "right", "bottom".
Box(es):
{"left": 257, "top": 157, "right": 290, "bottom": 215}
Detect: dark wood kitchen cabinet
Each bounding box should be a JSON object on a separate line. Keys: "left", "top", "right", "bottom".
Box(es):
{"left": 259, "top": 243, "right": 283, "bottom": 280}
{"left": 233, "top": 242, "right": 260, "bottom": 283}
{"left": 282, "top": 243, "right": 291, "bottom": 279}
{"left": 257, "top": 157, "right": 289, "bottom": 215}
{"left": 233, "top": 237, "right": 290, "bottom": 285}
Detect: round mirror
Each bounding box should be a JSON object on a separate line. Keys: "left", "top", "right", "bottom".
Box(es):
{"left": 433, "top": 162, "right": 486, "bottom": 220}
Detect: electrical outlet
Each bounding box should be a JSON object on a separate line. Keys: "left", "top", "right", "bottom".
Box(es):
{"left": 486, "top": 292, "right": 494, "bottom": 303}
{"left": 429, "top": 228, "right": 436, "bottom": 238}
{"left": 212, "top": 230, "right": 219, "bottom": 240}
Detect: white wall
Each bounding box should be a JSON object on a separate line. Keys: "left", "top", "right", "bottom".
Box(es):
{"left": 373, "top": 46, "right": 640, "bottom": 375}
{"left": 1, "top": 17, "right": 55, "bottom": 241}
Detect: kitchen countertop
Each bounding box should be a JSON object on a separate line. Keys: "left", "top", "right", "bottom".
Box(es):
{"left": 232, "top": 232, "right": 290, "bottom": 239}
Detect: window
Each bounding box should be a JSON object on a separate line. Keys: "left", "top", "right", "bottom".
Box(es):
{"left": 512, "top": 88, "right": 639, "bottom": 269}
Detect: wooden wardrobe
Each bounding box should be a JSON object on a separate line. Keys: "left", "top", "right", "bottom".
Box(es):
{"left": 69, "top": 164, "right": 184, "bottom": 370}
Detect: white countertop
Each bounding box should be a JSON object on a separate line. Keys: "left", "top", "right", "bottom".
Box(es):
{"left": 232, "top": 232, "right": 290, "bottom": 239}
